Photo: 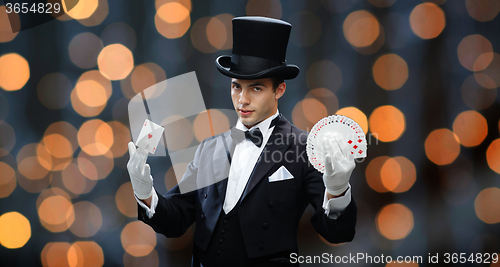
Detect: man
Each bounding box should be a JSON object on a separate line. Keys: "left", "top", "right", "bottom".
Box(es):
{"left": 127, "top": 17, "right": 357, "bottom": 266}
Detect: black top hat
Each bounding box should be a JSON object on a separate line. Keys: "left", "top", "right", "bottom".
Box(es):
{"left": 215, "top": 16, "right": 300, "bottom": 80}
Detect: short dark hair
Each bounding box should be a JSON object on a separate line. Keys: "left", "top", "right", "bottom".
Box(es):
{"left": 271, "top": 77, "right": 284, "bottom": 92}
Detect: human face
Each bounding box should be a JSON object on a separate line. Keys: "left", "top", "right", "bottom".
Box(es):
{"left": 231, "top": 78, "right": 285, "bottom": 129}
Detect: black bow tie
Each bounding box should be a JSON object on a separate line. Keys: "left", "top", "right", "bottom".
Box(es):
{"left": 233, "top": 114, "right": 280, "bottom": 147}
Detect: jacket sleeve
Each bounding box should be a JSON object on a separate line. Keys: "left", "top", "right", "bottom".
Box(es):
{"left": 302, "top": 160, "right": 357, "bottom": 244}
{"left": 137, "top": 139, "right": 206, "bottom": 238}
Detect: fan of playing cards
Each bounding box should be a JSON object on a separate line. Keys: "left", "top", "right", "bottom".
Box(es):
{"left": 306, "top": 115, "right": 367, "bottom": 173}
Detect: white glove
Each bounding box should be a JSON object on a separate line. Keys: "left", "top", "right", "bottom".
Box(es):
{"left": 127, "top": 141, "right": 154, "bottom": 199}
{"left": 322, "top": 133, "right": 356, "bottom": 196}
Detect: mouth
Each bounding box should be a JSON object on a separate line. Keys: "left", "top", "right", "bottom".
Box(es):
{"left": 238, "top": 109, "right": 254, "bottom": 116}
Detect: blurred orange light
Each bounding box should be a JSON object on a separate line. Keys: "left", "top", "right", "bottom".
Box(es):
{"left": 42, "top": 134, "right": 74, "bottom": 159}
{"left": 409, "top": 3, "right": 445, "bottom": 39}
{"left": 0, "top": 53, "right": 30, "bottom": 91}
{"left": 155, "top": 0, "right": 192, "bottom": 12}
{"left": 131, "top": 63, "right": 167, "bottom": 99}
{"left": 108, "top": 121, "right": 131, "bottom": 158}
{"left": 391, "top": 157, "right": 417, "bottom": 193}
{"left": 380, "top": 158, "right": 401, "bottom": 192}
{"left": 38, "top": 195, "right": 75, "bottom": 232}
{"left": 154, "top": 6, "right": 191, "bottom": 39}
{"left": 18, "top": 156, "right": 50, "bottom": 180}
{"left": 343, "top": 10, "right": 380, "bottom": 47}
{"left": 0, "top": 121, "right": 15, "bottom": 156}
{"left": 193, "top": 109, "right": 230, "bottom": 142}
{"left": 457, "top": 34, "right": 493, "bottom": 72}
{"left": 465, "top": 0, "right": 500, "bottom": 22}
{"left": 305, "top": 88, "right": 339, "bottom": 116}
{"left": 191, "top": 17, "right": 218, "bottom": 53}
{"left": 452, "top": 110, "right": 488, "bottom": 147}
{"left": 71, "top": 70, "right": 112, "bottom": 117}
{"left": 246, "top": 0, "right": 282, "bottom": 18}
{"left": 116, "top": 182, "right": 137, "bottom": 218}
{"left": 0, "top": 212, "right": 31, "bottom": 249}
{"left": 379, "top": 157, "right": 417, "bottom": 193}
{"left": 473, "top": 52, "right": 495, "bottom": 72}
{"left": 376, "top": 203, "right": 414, "bottom": 240}
{"left": 77, "top": 150, "right": 114, "bottom": 180}
{"left": 0, "top": 162, "right": 16, "bottom": 198}
{"left": 301, "top": 98, "right": 328, "bottom": 124}
{"left": 486, "top": 139, "right": 500, "bottom": 174}
{"left": 162, "top": 115, "right": 193, "bottom": 152}
{"left": 474, "top": 52, "right": 500, "bottom": 89}
{"left": 157, "top": 2, "right": 189, "bottom": 23}
{"left": 78, "top": 119, "right": 114, "bottom": 156}
{"left": 425, "top": 129, "right": 460, "bottom": 165}
{"left": 63, "top": 0, "right": 98, "bottom": 20}
{"left": 336, "top": 107, "right": 368, "bottom": 134}
{"left": 121, "top": 221, "right": 157, "bottom": 257}
{"left": 41, "top": 242, "right": 72, "bottom": 267}
{"left": 207, "top": 17, "right": 227, "bottom": 50}
{"left": 366, "top": 156, "right": 391, "bottom": 193}
{"left": 474, "top": 187, "right": 500, "bottom": 224}
{"left": 77, "top": 0, "right": 109, "bottom": 27}
{"left": 98, "top": 44, "right": 134, "bottom": 80}
{"left": 369, "top": 105, "right": 406, "bottom": 142}
{"left": 372, "top": 54, "right": 408, "bottom": 90}
{"left": 61, "top": 162, "right": 90, "bottom": 196}
{"left": 67, "top": 241, "right": 104, "bottom": 267}
{"left": 291, "top": 99, "right": 314, "bottom": 131}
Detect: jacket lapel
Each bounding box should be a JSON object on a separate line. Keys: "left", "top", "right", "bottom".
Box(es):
{"left": 241, "top": 116, "right": 293, "bottom": 201}
{"left": 213, "top": 130, "right": 234, "bottom": 201}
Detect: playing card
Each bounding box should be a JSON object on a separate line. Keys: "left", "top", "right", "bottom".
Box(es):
{"left": 136, "top": 119, "right": 165, "bottom": 154}
{"left": 306, "top": 115, "right": 367, "bottom": 173}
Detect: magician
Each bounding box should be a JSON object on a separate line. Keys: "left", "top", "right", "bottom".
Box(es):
{"left": 127, "top": 16, "right": 358, "bottom": 266}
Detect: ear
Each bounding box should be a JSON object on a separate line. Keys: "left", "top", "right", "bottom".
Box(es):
{"left": 274, "top": 82, "right": 286, "bottom": 100}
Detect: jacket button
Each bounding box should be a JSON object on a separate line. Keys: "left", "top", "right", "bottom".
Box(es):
{"left": 219, "top": 239, "right": 224, "bottom": 244}
{"left": 217, "top": 250, "right": 222, "bottom": 255}
{"left": 223, "top": 220, "right": 228, "bottom": 225}
{"left": 268, "top": 201, "right": 273, "bottom": 208}
{"left": 257, "top": 244, "right": 263, "bottom": 250}
{"left": 204, "top": 193, "right": 208, "bottom": 198}
{"left": 201, "top": 214, "right": 205, "bottom": 220}
{"left": 262, "top": 223, "right": 269, "bottom": 229}
{"left": 221, "top": 229, "right": 225, "bottom": 234}
{"left": 201, "top": 235, "right": 205, "bottom": 242}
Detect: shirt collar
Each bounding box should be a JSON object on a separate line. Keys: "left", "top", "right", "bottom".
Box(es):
{"left": 235, "top": 109, "right": 279, "bottom": 137}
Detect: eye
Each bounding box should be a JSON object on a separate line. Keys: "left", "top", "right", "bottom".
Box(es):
{"left": 232, "top": 84, "right": 241, "bottom": 90}
{"left": 253, "top": 87, "right": 262, "bottom": 92}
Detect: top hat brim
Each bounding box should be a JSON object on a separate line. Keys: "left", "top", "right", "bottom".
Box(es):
{"left": 216, "top": 55, "right": 299, "bottom": 80}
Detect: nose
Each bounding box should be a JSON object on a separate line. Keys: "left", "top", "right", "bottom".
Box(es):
{"left": 238, "top": 88, "right": 250, "bottom": 105}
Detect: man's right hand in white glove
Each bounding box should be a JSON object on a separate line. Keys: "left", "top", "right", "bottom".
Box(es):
{"left": 127, "top": 141, "right": 154, "bottom": 204}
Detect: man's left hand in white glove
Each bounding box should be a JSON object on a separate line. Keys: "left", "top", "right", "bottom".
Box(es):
{"left": 322, "top": 132, "right": 356, "bottom": 198}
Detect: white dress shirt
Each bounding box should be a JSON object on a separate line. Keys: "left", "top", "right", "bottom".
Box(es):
{"left": 137, "top": 109, "right": 351, "bottom": 219}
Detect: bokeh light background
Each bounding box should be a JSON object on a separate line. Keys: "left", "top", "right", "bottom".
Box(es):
{"left": 1, "top": 0, "right": 500, "bottom": 266}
